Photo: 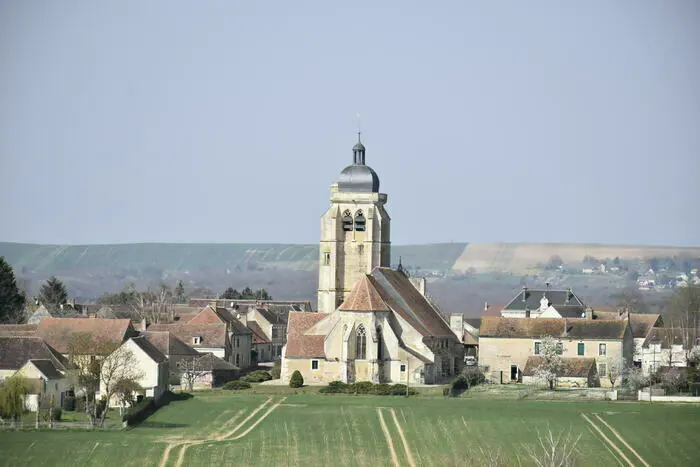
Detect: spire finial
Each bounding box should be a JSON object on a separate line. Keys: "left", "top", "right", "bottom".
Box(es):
{"left": 352, "top": 114, "right": 366, "bottom": 165}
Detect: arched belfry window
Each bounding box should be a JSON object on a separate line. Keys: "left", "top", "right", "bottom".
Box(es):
{"left": 354, "top": 210, "right": 366, "bottom": 232}
{"left": 342, "top": 210, "right": 353, "bottom": 232}
{"left": 356, "top": 324, "right": 367, "bottom": 360}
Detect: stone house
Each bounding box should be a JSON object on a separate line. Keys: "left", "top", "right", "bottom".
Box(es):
{"left": 641, "top": 327, "right": 700, "bottom": 375}
{"left": 500, "top": 287, "right": 589, "bottom": 319}
{"left": 148, "top": 322, "right": 228, "bottom": 359}
{"left": 282, "top": 269, "right": 464, "bottom": 385}
{"left": 593, "top": 310, "right": 662, "bottom": 367}
{"left": 99, "top": 336, "right": 169, "bottom": 406}
{"left": 139, "top": 330, "right": 200, "bottom": 384}
{"left": 522, "top": 356, "right": 599, "bottom": 388}
{"left": 0, "top": 336, "right": 74, "bottom": 381}
{"left": 35, "top": 317, "right": 138, "bottom": 359}
{"left": 244, "top": 306, "right": 300, "bottom": 362}
{"left": 179, "top": 353, "right": 239, "bottom": 389}
{"left": 479, "top": 317, "right": 633, "bottom": 387}
{"left": 188, "top": 304, "right": 253, "bottom": 368}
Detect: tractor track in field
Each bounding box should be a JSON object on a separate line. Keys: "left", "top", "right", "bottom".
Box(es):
{"left": 158, "top": 397, "right": 285, "bottom": 467}
{"left": 377, "top": 407, "right": 416, "bottom": 467}
{"left": 581, "top": 413, "right": 646, "bottom": 467}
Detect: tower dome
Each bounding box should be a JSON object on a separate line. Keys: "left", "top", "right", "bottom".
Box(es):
{"left": 337, "top": 134, "right": 380, "bottom": 193}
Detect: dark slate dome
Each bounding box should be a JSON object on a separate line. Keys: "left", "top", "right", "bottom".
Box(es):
{"left": 338, "top": 164, "right": 380, "bottom": 193}
{"left": 337, "top": 133, "right": 380, "bottom": 193}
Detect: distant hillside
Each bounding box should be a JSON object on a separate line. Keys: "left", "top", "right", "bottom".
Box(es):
{"left": 0, "top": 242, "right": 468, "bottom": 275}
{"left": 452, "top": 243, "right": 700, "bottom": 273}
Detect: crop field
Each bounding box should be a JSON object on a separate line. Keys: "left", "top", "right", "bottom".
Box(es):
{"left": 1, "top": 393, "right": 699, "bottom": 466}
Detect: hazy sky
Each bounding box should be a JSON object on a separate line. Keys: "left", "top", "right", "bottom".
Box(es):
{"left": 1, "top": 1, "right": 698, "bottom": 247}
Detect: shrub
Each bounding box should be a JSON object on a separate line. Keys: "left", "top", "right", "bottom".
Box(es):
{"left": 241, "top": 370, "right": 272, "bottom": 383}
{"left": 271, "top": 361, "right": 281, "bottom": 379}
{"left": 390, "top": 384, "right": 418, "bottom": 396}
{"left": 62, "top": 396, "right": 76, "bottom": 412}
{"left": 319, "top": 381, "right": 349, "bottom": 394}
{"left": 222, "top": 380, "right": 252, "bottom": 390}
{"left": 452, "top": 375, "right": 470, "bottom": 391}
{"left": 353, "top": 381, "right": 375, "bottom": 394}
{"left": 289, "top": 370, "right": 304, "bottom": 388}
{"left": 463, "top": 367, "right": 486, "bottom": 387}
{"left": 50, "top": 407, "right": 62, "bottom": 421}
{"left": 375, "top": 383, "right": 393, "bottom": 395}
{"left": 122, "top": 397, "right": 155, "bottom": 426}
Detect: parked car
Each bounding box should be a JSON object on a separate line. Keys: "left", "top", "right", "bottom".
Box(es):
{"left": 464, "top": 356, "right": 477, "bottom": 366}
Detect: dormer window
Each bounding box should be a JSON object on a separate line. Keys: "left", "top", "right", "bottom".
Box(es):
{"left": 354, "top": 210, "right": 366, "bottom": 231}
{"left": 193, "top": 336, "right": 202, "bottom": 345}
{"left": 342, "top": 210, "right": 353, "bottom": 231}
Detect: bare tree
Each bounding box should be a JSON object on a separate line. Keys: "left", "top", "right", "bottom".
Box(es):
{"left": 97, "top": 344, "right": 144, "bottom": 427}
{"left": 525, "top": 428, "right": 581, "bottom": 467}
{"left": 131, "top": 284, "right": 173, "bottom": 324}
{"left": 604, "top": 358, "right": 624, "bottom": 388}
{"left": 613, "top": 286, "right": 648, "bottom": 315}
{"left": 534, "top": 337, "right": 563, "bottom": 390}
{"left": 179, "top": 356, "right": 208, "bottom": 392}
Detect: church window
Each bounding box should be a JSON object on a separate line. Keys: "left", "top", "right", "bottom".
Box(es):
{"left": 400, "top": 364, "right": 406, "bottom": 372}
{"left": 311, "top": 360, "right": 319, "bottom": 370}
{"left": 376, "top": 326, "right": 383, "bottom": 360}
{"left": 323, "top": 251, "right": 331, "bottom": 266}
{"left": 356, "top": 325, "right": 367, "bottom": 360}
{"left": 354, "top": 210, "right": 366, "bottom": 231}
{"left": 342, "top": 210, "right": 353, "bottom": 231}
{"left": 235, "top": 354, "right": 240, "bottom": 366}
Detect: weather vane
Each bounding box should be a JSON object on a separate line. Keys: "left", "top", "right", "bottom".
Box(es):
{"left": 356, "top": 112, "right": 362, "bottom": 138}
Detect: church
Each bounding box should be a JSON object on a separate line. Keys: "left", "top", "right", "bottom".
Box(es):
{"left": 280, "top": 135, "right": 464, "bottom": 385}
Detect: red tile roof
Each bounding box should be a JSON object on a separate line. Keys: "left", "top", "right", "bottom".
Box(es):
{"left": 36, "top": 318, "right": 136, "bottom": 354}
{"left": 148, "top": 323, "right": 228, "bottom": 349}
{"left": 247, "top": 321, "right": 271, "bottom": 344}
{"left": 0, "top": 336, "right": 73, "bottom": 372}
{"left": 480, "top": 317, "right": 628, "bottom": 340}
{"left": 285, "top": 312, "right": 327, "bottom": 358}
{"left": 0, "top": 324, "right": 38, "bottom": 337}
{"left": 338, "top": 276, "right": 390, "bottom": 312}
{"left": 140, "top": 331, "right": 200, "bottom": 357}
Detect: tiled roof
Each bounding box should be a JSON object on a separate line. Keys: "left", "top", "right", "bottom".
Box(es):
{"left": 28, "top": 359, "right": 64, "bottom": 380}
{"left": 338, "top": 276, "right": 390, "bottom": 312}
{"left": 0, "top": 324, "right": 38, "bottom": 337}
{"left": 643, "top": 327, "right": 699, "bottom": 349}
{"left": 480, "top": 317, "right": 627, "bottom": 340}
{"left": 174, "top": 312, "right": 198, "bottom": 323}
{"left": 129, "top": 336, "right": 168, "bottom": 364}
{"left": 194, "top": 353, "right": 238, "bottom": 371}
{"left": 523, "top": 356, "right": 597, "bottom": 378}
{"left": 628, "top": 314, "right": 662, "bottom": 339}
{"left": 140, "top": 331, "right": 199, "bottom": 357}
{"left": 371, "top": 268, "right": 455, "bottom": 338}
{"left": 148, "top": 323, "right": 227, "bottom": 349}
{"left": 189, "top": 306, "right": 252, "bottom": 334}
{"left": 0, "top": 336, "right": 73, "bottom": 372}
{"left": 284, "top": 312, "right": 328, "bottom": 358}
{"left": 504, "top": 289, "right": 586, "bottom": 311}
{"left": 247, "top": 321, "right": 271, "bottom": 344}
{"left": 36, "top": 317, "right": 136, "bottom": 354}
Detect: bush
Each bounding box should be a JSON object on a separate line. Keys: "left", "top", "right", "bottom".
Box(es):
{"left": 463, "top": 367, "right": 486, "bottom": 387}
{"left": 271, "top": 361, "right": 281, "bottom": 379}
{"left": 62, "top": 396, "right": 76, "bottom": 412}
{"left": 353, "top": 381, "right": 375, "bottom": 394}
{"left": 222, "top": 380, "right": 252, "bottom": 390}
{"left": 289, "top": 370, "right": 304, "bottom": 388}
{"left": 319, "top": 381, "right": 349, "bottom": 394}
{"left": 122, "top": 397, "right": 155, "bottom": 426}
{"left": 390, "top": 384, "right": 418, "bottom": 396}
{"left": 50, "top": 407, "right": 62, "bottom": 421}
{"left": 241, "top": 370, "right": 272, "bottom": 383}
{"left": 452, "top": 375, "right": 470, "bottom": 391}
{"left": 375, "top": 383, "right": 393, "bottom": 395}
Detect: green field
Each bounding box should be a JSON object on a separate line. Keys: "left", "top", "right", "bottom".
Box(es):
{"left": 1, "top": 393, "right": 699, "bottom": 466}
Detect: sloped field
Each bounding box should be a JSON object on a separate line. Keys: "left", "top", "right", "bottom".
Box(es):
{"left": 452, "top": 242, "right": 700, "bottom": 273}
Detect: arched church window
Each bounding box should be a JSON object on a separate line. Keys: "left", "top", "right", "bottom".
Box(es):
{"left": 354, "top": 210, "right": 366, "bottom": 232}
{"left": 376, "top": 326, "right": 383, "bottom": 361}
{"left": 356, "top": 324, "right": 367, "bottom": 360}
{"left": 342, "top": 210, "right": 353, "bottom": 231}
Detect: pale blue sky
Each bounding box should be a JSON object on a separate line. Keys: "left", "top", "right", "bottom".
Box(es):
{"left": 1, "top": 1, "right": 698, "bottom": 246}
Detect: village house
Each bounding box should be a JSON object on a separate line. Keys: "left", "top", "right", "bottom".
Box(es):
{"left": 449, "top": 315, "right": 480, "bottom": 358}
{"left": 35, "top": 317, "right": 138, "bottom": 360}
{"left": 592, "top": 309, "right": 662, "bottom": 367}
{"left": 180, "top": 353, "right": 239, "bottom": 389}
{"left": 522, "top": 356, "right": 599, "bottom": 388}
{"left": 0, "top": 336, "right": 74, "bottom": 382}
{"left": 500, "top": 287, "right": 589, "bottom": 319}
{"left": 140, "top": 330, "right": 201, "bottom": 384}
{"left": 16, "top": 359, "right": 71, "bottom": 410}
{"left": 99, "top": 336, "right": 169, "bottom": 406}
{"left": 479, "top": 317, "right": 634, "bottom": 387}
{"left": 641, "top": 327, "right": 700, "bottom": 375}
{"left": 187, "top": 304, "right": 253, "bottom": 368}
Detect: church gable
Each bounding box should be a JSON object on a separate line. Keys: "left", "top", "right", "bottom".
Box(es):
{"left": 338, "top": 276, "right": 390, "bottom": 312}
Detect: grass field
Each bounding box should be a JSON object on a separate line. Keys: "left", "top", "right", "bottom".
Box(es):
{"left": 1, "top": 393, "right": 699, "bottom": 466}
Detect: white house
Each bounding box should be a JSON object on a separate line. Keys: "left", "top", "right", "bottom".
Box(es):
{"left": 99, "top": 336, "right": 169, "bottom": 406}
{"left": 15, "top": 359, "right": 70, "bottom": 411}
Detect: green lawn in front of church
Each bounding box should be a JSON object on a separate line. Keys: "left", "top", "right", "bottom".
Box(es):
{"left": 1, "top": 392, "right": 698, "bottom": 466}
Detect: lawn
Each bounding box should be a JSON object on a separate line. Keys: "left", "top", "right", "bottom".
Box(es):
{"left": 1, "top": 392, "right": 699, "bottom": 466}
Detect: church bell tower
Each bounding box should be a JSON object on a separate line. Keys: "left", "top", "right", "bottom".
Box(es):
{"left": 317, "top": 134, "right": 391, "bottom": 313}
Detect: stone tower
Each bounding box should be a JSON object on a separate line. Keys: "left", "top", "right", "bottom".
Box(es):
{"left": 317, "top": 134, "right": 391, "bottom": 313}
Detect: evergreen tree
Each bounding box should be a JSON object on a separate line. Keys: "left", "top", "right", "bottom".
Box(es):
{"left": 220, "top": 287, "right": 241, "bottom": 300}
{"left": 175, "top": 280, "right": 186, "bottom": 303}
{"left": 289, "top": 370, "right": 304, "bottom": 388}
{"left": 0, "top": 257, "right": 26, "bottom": 323}
{"left": 38, "top": 276, "right": 68, "bottom": 311}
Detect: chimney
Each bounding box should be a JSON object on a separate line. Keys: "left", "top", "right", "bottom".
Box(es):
{"left": 563, "top": 318, "right": 568, "bottom": 336}
{"left": 522, "top": 287, "right": 528, "bottom": 302}
{"left": 449, "top": 314, "right": 463, "bottom": 340}
{"left": 410, "top": 277, "right": 427, "bottom": 296}
{"left": 585, "top": 307, "right": 593, "bottom": 320}
{"left": 484, "top": 301, "right": 489, "bottom": 311}
{"left": 140, "top": 318, "right": 147, "bottom": 331}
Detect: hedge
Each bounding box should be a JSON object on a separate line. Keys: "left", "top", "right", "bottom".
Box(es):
{"left": 319, "top": 381, "right": 417, "bottom": 396}
{"left": 240, "top": 370, "right": 273, "bottom": 383}
{"left": 122, "top": 397, "right": 155, "bottom": 426}
{"left": 222, "top": 380, "right": 251, "bottom": 390}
